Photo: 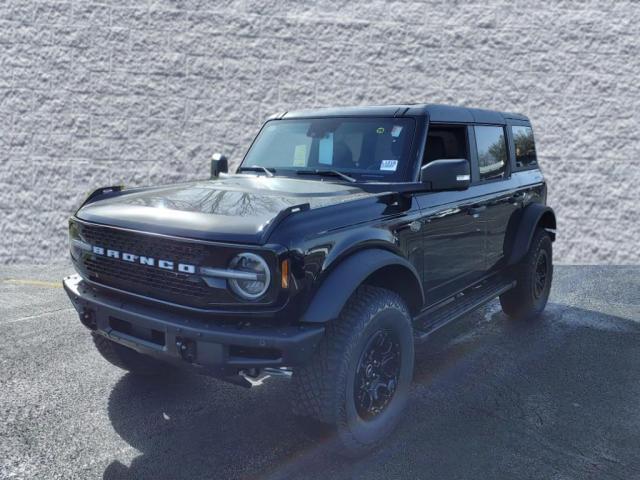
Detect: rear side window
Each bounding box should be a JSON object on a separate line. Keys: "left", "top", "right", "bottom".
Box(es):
{"left": 474, "top": 126, "right": 507, "bottom": 181}
{"left": 512, "top": 125, "right": 537, "bottom": 168}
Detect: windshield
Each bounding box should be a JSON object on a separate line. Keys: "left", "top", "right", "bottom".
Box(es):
{"left": 240, "top": 117, "right": 416, "bottom": 182}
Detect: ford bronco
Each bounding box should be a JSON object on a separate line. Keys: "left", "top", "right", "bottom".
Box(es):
{"left": 64, "top": 104, "right": 555, "bottom": 455}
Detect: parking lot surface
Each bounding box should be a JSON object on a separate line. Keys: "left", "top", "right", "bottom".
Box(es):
{"left": 1, "top": 264, "right": 639, "bottom": 479}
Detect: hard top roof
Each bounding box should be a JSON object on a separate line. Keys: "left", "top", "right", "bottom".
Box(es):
{"left": 279, "top": 104, "right": 529, "bottom": 125}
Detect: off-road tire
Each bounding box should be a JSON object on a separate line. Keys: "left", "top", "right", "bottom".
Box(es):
{"left": 92, "top": 334, "right": 166, "bottom": 375}
{"left": 291, "top": 286, "right": 414, "bottom": 457}
{"left": 500, "top": 228, "right": 553, "bottom": 320}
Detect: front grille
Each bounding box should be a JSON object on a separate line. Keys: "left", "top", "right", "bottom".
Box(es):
{"left": 80, "top": 224, "right": 210, "bottom": 264}
{"left": 84, "top": 256, "right": 209, "bottom": 300}
{"left": 75, "top": 222, "right": 239, "bottom": 308}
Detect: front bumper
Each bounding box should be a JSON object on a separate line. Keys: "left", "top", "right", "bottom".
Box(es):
{"left": 63, "top": 274, "right": 324, "bottom": 374}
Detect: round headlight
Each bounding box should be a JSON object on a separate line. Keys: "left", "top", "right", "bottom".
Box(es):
{"left": 228, "top": 253, "right": 271, "bottom": 300}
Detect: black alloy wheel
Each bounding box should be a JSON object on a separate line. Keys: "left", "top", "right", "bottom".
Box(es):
{"left": 533, "top": 249, "right": 549, "bottom": 299}
{"left": 354, "top": 329, "right": 401, "bottom": 421}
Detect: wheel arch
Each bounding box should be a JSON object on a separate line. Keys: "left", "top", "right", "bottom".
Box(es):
{"left": 299, "top": 248, "right": 424, "bottom": 324}
{"left": 506, "top": 203, "right": 556, "bottom": 266}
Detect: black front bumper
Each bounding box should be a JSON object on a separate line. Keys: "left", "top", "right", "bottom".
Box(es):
{"left": 63, "top": 274, "right": 324, "bottom": 374}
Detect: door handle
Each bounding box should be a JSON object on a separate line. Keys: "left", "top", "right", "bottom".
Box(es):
{"left": 467, "top": 205, "right": 487, "bottom": 217}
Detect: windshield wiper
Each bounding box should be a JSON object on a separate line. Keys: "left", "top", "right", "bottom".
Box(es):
{"left": 237, "top": 165, "right": 275, "bottom": 177}
{"left": 296, "top": 169, "right": 357, "bottom": 183}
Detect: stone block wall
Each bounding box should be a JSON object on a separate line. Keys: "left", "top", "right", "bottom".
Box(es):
{"left": 1, "top": 1, "right": 638, "bottom": 264}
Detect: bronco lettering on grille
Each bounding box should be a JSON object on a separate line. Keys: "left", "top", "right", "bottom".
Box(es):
{"left": 91, "top": 245, "right": 196, "bottom": 274}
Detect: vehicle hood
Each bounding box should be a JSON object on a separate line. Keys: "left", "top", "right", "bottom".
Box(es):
{"left": 75, "top": 175, "right": 375, "bottom": 244}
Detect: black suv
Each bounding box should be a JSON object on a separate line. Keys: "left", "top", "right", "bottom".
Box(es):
{"left": 64, "top": 104, "right": 555, "bottom": 455}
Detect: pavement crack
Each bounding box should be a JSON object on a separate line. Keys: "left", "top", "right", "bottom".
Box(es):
{"left": 2, "top": 279, "right": 62, "bottom": 288}
{"left": 1, "top": 307, "right": 75, "bottom": 326}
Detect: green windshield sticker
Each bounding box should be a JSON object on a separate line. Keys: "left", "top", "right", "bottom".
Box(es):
{"left": 376, "top": 127, "right": 385, "bottom": 134}
{"left": 293, "top": 144, "right": 307, "bottom": 166}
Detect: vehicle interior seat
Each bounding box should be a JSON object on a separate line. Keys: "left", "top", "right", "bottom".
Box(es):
{"left": 425, "top": 136, "right": 446, "bottom": 163}
{"left": 333, "top": 141, "right": 354, "bottom": 168}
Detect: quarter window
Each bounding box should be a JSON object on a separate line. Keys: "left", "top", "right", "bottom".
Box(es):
{"left": 512, "top": 126, "right": 537, "bottom": 168}
{"left": 474, "top": 126, "right": 507, "bottom": 181}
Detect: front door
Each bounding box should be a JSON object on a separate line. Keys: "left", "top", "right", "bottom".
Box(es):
{"left": 416, "top": 191, "right": 486, "bottom": 305}
{"left": 416, "top": 123, "right": 486, "bottom": 306}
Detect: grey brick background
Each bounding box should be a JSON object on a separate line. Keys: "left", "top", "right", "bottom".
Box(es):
{"left": 0, "top": 0, "right": 638, "bottom": 265}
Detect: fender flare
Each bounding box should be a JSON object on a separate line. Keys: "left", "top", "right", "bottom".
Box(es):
{"left": 300, "top": 248, "right": 424, "bottom": 324}
{"left": 507, "top": 204, "right": 556, "bottom": 266}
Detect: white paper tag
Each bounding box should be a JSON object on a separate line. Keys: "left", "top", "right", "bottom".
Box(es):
{"left": 391, "top": 125, "right": 403, "bottom": 138}
{"left": 380, "top": 159, "right": 398, "bottom": 171}
{"left": 318, "top": 133, "right": 333, "bottom": 165}
{"left": 293, "top": 144, "right": 307, "bottom": 166}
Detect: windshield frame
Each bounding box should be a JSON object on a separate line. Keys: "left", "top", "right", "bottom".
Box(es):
{"left": 237, "top": 116, "right": 419, "bottom": 183}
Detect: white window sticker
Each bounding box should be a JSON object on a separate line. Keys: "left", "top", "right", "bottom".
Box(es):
{"left": 391, "top": 125, "right": 403, "bottom": 138}
{"left": 318, "top": 133, "right": 334, "bottom": 165}
{"left": 380, "top": 159, "right": 398, "bottom": 171}
{"left": 293, "top": 144, "right": 307, "bottom": 166}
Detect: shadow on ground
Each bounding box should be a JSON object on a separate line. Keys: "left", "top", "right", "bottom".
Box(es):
{"left": 103, "top": 303, "right": 640, "bottom": 480}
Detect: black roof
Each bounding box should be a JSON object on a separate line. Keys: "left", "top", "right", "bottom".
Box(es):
{"left": 279, "top": 104, "right": 529, "bottom": 125}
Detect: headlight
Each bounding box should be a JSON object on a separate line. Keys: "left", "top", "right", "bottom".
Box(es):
{"left": 227, "top": 252, "right": 271, "bottom": 300}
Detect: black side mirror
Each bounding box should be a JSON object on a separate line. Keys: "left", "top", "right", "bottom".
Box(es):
{"left": 210, "top": 153, "right": 228, "bottom": 178}
{"left": 420, "top": 158, "right": 470, "bottom": 191}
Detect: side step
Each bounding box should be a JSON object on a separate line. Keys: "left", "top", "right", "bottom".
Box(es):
{"left": 413, "top": 278, "right": 516, "bottom": 342}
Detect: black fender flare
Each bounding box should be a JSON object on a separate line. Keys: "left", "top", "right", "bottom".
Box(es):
{"left": 506, "top": 204, "right": 556, "bottom": 266}
{"left": 300, "top": 248, "right": 424, "bottom": 324}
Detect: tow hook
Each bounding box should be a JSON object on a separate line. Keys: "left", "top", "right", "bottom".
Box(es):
{"left": 176, "top": 337, "right": 197, "bottom": 363}
{"left": 80, "top": 308, "right": 97, "bottom": 330}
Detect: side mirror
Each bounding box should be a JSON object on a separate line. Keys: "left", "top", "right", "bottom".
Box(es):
{"left": 420, "top": 158, "right": 470, "bottom": 191}
{"left": 210, "top": 153, "right": 228, "bottom": 178}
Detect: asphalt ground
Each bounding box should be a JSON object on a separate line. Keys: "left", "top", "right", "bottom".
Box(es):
{"left": 1, "top": 264, "right": 639, "bottom": 480}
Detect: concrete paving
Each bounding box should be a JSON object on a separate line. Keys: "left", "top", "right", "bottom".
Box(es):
{"left": 1, "top": 265, "right": 638, "bottom": 479}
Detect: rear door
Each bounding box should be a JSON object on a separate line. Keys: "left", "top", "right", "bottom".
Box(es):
{"left": 471, "top": 125, "right": 521, "bottom": 271}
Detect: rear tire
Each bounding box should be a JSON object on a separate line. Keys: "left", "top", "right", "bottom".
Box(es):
{"left": 291, "top": 286, "right": 414, "bottom": 457}
{"left": 500, "top": 228, "right": 553, "bottom": 320}
{"left": 92, "top": 334, "right": 166, "bottom": 375}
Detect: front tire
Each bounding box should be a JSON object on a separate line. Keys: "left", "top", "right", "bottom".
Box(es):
{"left": 291, "top": 286, "right": 414, "bottom": 456}
{"left": 92, "top": 334, "right": 166, "bottom": 375}
{"left": 500, "top": 228, "right": 553, "bottom": 320}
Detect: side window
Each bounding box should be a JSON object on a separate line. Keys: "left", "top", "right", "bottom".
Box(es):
{"left": 474, "top": 125, "right": 507, "bottom": 181}
{"left": 423, "top": 125, "right": 469, "bottom": 165}
{"left": 512, "top": 125, "right": 537, "bottom": 169}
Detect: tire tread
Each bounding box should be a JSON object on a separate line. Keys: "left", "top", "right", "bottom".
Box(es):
{"left": 291, "top": 285, "right": 412, "bottom": 455}
{"left": 500, "top": 228, "right": 553, "bottom": 320}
